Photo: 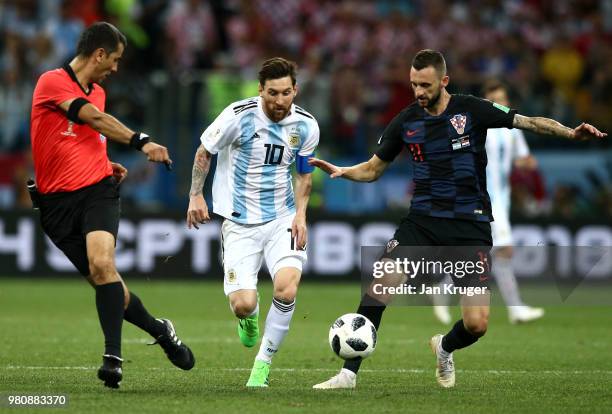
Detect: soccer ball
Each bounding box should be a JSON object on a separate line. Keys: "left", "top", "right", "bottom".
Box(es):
{"left": 328, "top": 313, "right": 377, "bottom": 360}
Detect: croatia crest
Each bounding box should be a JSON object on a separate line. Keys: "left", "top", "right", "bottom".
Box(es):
{"left": 450, "top": 114, "right": 467, "bottom": 135}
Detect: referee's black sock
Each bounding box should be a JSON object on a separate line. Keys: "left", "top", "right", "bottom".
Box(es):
{"left": 124, "top": 292, "right": 165, "bottom": 338}
{"left": 95, "top": 282, "right": 125, "bottom": 358}
{"left": 343, "top": 294, "right": 387, "bottom": 375}
{"left": 441, "top": 319, "right": 481, "bottom": 353}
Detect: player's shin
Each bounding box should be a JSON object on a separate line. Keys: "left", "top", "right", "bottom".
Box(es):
{"left": 343, "top": 294, "right": 386, "bottom": 374}
{"left": 440, "top": 319, "right": 481, "bottom": 354}
{"left": 124, "top": 292, "right": 166, "bottom": 338}
{"left": 95, "top": 281, "right": 125, "bottom": 358}
{"left": 256, "top": 297, "right": 296, "bottom": 363}
{"left": 442, "top": 301, "right": 489, "bottom": 354}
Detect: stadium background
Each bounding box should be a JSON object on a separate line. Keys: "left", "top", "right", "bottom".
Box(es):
{"left": 1, "top": 1, "right": 611, "bottom": 413}
{"left": 0, "top": 0, "right": 610, "bottom": 279}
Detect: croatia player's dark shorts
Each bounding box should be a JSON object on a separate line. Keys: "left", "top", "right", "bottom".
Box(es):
{"left": 382, "top": 212, "right": 492, "bottom": 289}
{"left": 38, "top": 176, "right": 120, "bottom": 276}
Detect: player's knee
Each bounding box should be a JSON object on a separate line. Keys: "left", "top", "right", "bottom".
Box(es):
{"left": 231, "top": 299, "right": 257, "bottom": 319}
{"left": 464, "top": 318, "right": 488, "bottom": 337}
{"left": 123, "top": 287, "right": 130, "bottom": 308}
{"left": 88, "top": 256, "right": 117, "bottom": 283}
{"left": 273, "top": 283, "right": 298, "bottom": 303}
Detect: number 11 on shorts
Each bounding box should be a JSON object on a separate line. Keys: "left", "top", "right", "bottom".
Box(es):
{"left": 287, "top": 228, "right": 296, "bottom": 250}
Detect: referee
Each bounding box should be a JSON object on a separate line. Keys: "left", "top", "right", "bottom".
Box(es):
{"left": 30, "top": 22, "right": 194, "bottom": 389}
{"left": 311, "top": 49, "right": 606, "bottom": 389}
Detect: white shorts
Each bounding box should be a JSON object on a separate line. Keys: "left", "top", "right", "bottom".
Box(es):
{"left": 491, "top": 203, "right": 512, "bottom": 247}
{"left": 221, "top": 214, "right": 307, "bottom": 295}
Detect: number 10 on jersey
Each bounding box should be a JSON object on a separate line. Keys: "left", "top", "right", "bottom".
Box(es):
{"left": 264, "top": 144, "right": 284, "bottom": 165}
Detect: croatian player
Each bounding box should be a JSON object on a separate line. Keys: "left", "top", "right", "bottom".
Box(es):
{"left": 433, "top": 80, "right": 544, "bottom": 325}
{"left": 186, "top": 58, "right": 319, "bottom": 387}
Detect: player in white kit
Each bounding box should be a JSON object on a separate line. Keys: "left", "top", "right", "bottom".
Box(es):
{"left": 433, "top": 80, "right": 544, "bottom": 325}
{"left": 186, "top": 58, "right": 319, "bottom": 386}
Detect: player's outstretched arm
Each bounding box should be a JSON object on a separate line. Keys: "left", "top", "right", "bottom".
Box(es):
{"left": 59, "top": 99, "right": 172, "bottom": 166}
{"left": 308, "top": 155, "right": 389, "bottom": 182}
{"left": 186, "top": 143, "right": 212, "bottom": 229}
{"left": 513, "top": 114, "right": 607, "bottom": 140}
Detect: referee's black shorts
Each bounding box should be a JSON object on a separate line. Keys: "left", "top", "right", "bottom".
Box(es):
{"left": 38, "top": 176, "right": 120, "bottom": 276}
{"left": 383, "top": 212, "right": 493, "bottom": 288}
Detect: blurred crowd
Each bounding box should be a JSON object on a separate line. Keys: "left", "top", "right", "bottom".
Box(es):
{"left": 0, "top": 0, "right": 610, "bottom": 217}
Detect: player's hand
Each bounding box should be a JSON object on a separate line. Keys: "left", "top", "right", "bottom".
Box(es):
{"left": 291, "top": 214, "right": 308, "bottom": 250}
{"left": 110, "top": 162, "right": 128, "bottom": 184}
{"left": 572, "top": 123, "right": 607, "bottom": 140}
{"left": 307, "top": 157, "right": 345, "bottom": 178}
{"left": 142, "top": 142, "right": 173, "bottom": 169}
{"left": 187, "top": 194, "right": 210, "bottom": 229}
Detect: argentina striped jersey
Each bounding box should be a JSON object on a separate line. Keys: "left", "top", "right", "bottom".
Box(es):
{"left": 485, "top": 128, "right": 530, "bottom": 213}
{"left": 200, "top": 96, "right": 319, "bottom": 224}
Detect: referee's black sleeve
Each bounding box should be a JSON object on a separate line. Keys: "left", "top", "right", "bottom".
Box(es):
{"left": 375, "top": 112, "right": 404, "bottom": 162}
{"left": 468, "top": 95, "right": 517, "bottom": 130}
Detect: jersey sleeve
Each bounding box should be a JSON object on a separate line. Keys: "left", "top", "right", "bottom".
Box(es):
{"left": 375, "top": 111, "right": 404, "bottom": 162}
{"left": 200, "top": 106, "right": 241, "bottom": 154}
{"left": 295, "top": 121, "right": 319, "bottom": 174}
{"left": 298, "top": 121, "right": 319, "bottom": 156}
{"left": 512, "top": 129, "right": 530, "bottom": 159}
{"left": 469, "top": 95, "right": 517, "bottom": 130}
{"left": 35, "top": 71, "right": 80, "bottom": 107}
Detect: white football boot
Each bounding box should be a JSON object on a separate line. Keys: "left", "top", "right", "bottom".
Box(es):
{"left": 433, "top": 305, "right": 452, "bottom": 325}
{"left": 429, "top": 334, "right": 455, "bottom": 388}
{"left": 312, "top": 369, "right": 356, "bottom": 389}
{"left": 508, "top": 306, "right": 544, "bottom": 324}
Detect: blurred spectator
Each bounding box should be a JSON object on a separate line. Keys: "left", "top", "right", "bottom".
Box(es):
{"left": 551, "top": 184, "right": 591, "bottom": 219}
{"left": 223, "top": 4, "right": 263, "bottom": 73}
{"left": 510, "top": 158, "right": 548, "bottom": 217}
{"left": 105, "top": 0, "right": 150, "bottom": 50}
{"left": 0, "top": 152, "right": 30, "bottom": 209}
{"left": 330, "top": 65, "right": 366, "bottom": 156}
{"left": 540, "top": 34, "right": 585, "bottom": 101}
{"left": 43, "top": 0, "right": 84, "bottom": 67}
{"left": 379, "top": 55, "right": 415, "bottom": 126}
{"left": 164, "top": 0, "right": 219, "bottom": 73}
{"left": 0, "top": 66, "right": 31, "bottom": 152}
{"left": 72, "top": 0, "right": 103, "bottom": 26}
{"left": 0, "top": 0, "right": 609, "bottom": 213}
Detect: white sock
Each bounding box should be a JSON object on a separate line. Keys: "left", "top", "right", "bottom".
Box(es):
{"left": 256, "top": 298, "right": 295, "bottom": 364}
{"left": 434, "top": 274, "right": 453, "bottom": 306}
{"left": 247, "top": 302, "right": 259, "bottom": 318}
{"left": 493, "top": 257, "right": 523, "bottom": 307}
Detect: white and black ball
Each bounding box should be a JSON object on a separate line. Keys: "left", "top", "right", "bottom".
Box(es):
{"left": 328, "top": 313, "right": 377, "bottom": 360}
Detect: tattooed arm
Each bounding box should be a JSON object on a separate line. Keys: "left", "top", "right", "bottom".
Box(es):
{"left": 186, "top": 144, "right": 213, "bottom": 229}
{"left": 513, "top": 114, "right": 607, "bottom": 140}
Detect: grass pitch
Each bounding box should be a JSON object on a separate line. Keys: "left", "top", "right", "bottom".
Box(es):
{"left": 1, "top": 279, "right": 611, "bottom": 413}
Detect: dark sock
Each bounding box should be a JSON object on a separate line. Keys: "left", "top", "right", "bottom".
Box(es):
{"left": 124, "top": 292, "right": 166, "bottom": 338}
{"left": 441, "top": 319, "right": 480, "bottom": 353}
{"left": 343, "top": 294, "right": 387, "bottom": 374}
{"left": 95, "top": 282, "right": 125, "bottom": 358}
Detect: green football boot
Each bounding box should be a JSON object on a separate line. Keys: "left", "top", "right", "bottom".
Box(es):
{"left": 246, "top": 359, "right": 270, "bottom": 387}
{"left": 238, "top": 313, "right": 259, "bottom": 348}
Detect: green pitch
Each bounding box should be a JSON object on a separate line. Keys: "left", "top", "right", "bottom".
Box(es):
{"left": 1, "top": 279, "right": 611, "bottom": 413}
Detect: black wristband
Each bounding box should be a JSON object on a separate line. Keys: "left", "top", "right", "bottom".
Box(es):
{"left": 130, "top": 132, "right": 150, "bottom": 151}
